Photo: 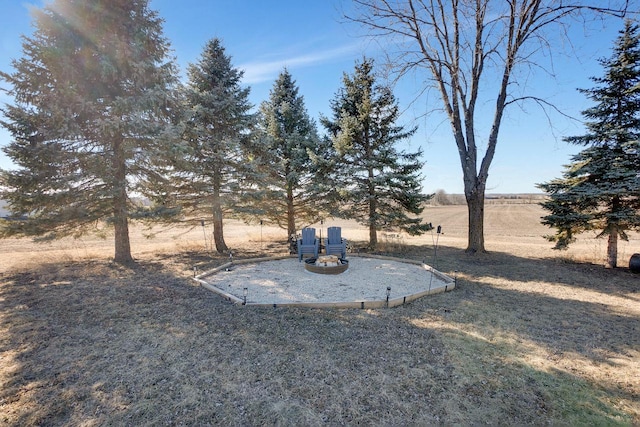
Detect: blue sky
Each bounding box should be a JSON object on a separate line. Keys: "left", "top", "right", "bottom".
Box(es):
{"left": 0, "top": 1, "right": 635, "bottom": 194}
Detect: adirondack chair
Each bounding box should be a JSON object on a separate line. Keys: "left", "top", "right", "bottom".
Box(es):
{"left": 297, "top": 228, "right": 319, "bottom": 261}
{"left": 325, "top": 226, "right": 347, "bottom": 259}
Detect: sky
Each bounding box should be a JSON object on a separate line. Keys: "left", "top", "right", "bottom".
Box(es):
{"left": 0, "top": 0, "right": 637, "bottom": 194}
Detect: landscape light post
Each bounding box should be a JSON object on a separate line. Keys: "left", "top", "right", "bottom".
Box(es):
{"left": 433, "top": 225, "right": 442, "bottom": 268}
{"left": 386, "top": 286, "right": 391, "bottom": 308}
{"left": 243, "top": 287, "right": 248, "bottom": 305}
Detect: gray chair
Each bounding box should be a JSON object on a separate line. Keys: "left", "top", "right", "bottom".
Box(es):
{"left": 325, "top": 226, "right": 347, "bottom": 259}
{"left": 297, "top": 228, "right": 319, "bottom": 261}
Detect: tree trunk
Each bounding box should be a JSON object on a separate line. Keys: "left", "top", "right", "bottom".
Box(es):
{"left": 113, "top": 138, "right": 133, "bottom": 264}
{"left": 368, "top": 166, "right": 377, "bottom": 249}
{"left": 287, "top": 184, "right": 296, "bottom": 238}
{"left": 212, "top": 171, "right": 228, "bottom": 253}
{"left": 606, "top": 229, "right": 618, "bottom": 269}
{"left": 466, "top": 185, "right": 486, "bottom": 253}
{"left": 369, "top": 222, "right": 377, "bottom": 249}
{"left": 114, "top": 202, "right": 132, "bottom": 264}
{"left": 212, "top": 203, "right": 227, "bottom": 254}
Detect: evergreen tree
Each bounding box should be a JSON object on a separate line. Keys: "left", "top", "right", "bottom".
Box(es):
{"left": 254, "top": 69, "right": 325, "bottom": 237}
{"left": 538, "top": 20, "right": 640, "bottom": 268}
{"left": 172, "top": 38, "right": 255, "bottom": 253}
{"left": 321, "top": 58, "right": 432, "bottom": 249}
{"left": 0, "top": 0, "right": 180, "bottom": 264}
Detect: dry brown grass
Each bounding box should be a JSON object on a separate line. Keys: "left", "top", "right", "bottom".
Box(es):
{"left": 1, "top": 204, "right": 639, "bottom": 425}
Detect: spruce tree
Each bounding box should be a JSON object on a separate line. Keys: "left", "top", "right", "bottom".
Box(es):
{"left": 538, "top": 20, "right": 640, "bottom": 268}
{"left": 321, "top": 58, "right": 432, "bottom": 249}
{"left": 0, "top": 0, "right": 180, "bottom": 264}
{"left": 254, "top": 69, "right": 324, "bottom": 237}
{"left": 172, "top": 38, "right": 255, "bottom": 253}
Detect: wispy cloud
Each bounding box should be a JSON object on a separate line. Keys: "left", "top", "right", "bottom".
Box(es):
{"left": 238, "top": 42, "right": 362, "bottom": 84}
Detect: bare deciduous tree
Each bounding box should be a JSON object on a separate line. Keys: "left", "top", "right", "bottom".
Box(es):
{"left": 345, "top": 0, "right": 629, "bottom": 253}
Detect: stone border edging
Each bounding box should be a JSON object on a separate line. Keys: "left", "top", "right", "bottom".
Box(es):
{"left": 194, "top": 253, "right": 455, "bottom": 309}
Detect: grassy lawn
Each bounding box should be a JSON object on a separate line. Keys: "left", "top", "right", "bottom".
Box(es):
{"left": 0, "top": 203, "right": 638, "bottom": 425}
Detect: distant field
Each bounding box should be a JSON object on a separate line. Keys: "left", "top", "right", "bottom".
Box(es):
{"left": 2, "top": 202, "right": 637, "bottom": 273}
{"left": 418, "top": 203, "right": 640, "bottom": 265}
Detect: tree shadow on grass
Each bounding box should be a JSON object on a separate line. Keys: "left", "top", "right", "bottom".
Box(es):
{"left": 0, "top": 258, "right": 460, "bottom": 425}
{"left": 0, "top": 260, "right": 220, "bottom": 425}
{"left": 150, "top": 240, "right": 289, "bottom": 274}
{"left": 0, "top": 250, "right": 638, "bottom": 425}
{"left": 413, "top": 321, "right": 636, "bottom": 425}
{"left": 399, "top": 243, "right": 639, "bottom": 350}
{"left": 421, "top": 243, "right": 638, "bottom": 295}
{"left": 394, "top": 243, "right": 639, "bottom": 422}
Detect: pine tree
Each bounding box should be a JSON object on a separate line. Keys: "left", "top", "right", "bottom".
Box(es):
{"left": 254, "top": 69, "right": 325, "bottom": 237}
{"left": 538, "top": 20, "right": 640, "bottom": 268}
{"left": 321, "top": 58, "right": 432, "bottom": 249}
{"left": 171, "top": 38, "right": 255, "bottom": 253}
{"left": 0, "top": 0, "right": 180, "bottom": 264}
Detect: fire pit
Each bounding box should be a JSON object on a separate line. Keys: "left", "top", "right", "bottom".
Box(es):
{"left": 304, "top": 255, "right": 349, "bottom": 274}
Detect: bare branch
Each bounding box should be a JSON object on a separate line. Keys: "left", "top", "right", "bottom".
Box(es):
{"left": 506, "top": 94, "right": 573, "bottom": 117}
